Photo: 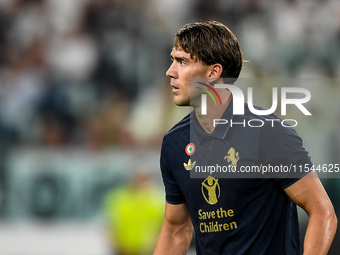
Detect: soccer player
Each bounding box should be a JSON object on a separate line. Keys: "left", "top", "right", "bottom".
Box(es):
{"left": 153, "top": 21, "right": 337, "bottom": 255}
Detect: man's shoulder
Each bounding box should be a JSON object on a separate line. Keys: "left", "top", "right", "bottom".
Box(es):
{"left": 163, "top": 112, "right": 191, "bottom": 139}
{"left": 161, "top": 112, "right": 191, "bottom": 160}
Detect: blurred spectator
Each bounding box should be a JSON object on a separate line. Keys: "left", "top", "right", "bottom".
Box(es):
{"left": 7, "top": 0, "right": 48, "bottom": 50}
{"left": 127, "top": 78, "right": 189, "bottom": 147}
{"left": 47, "top": 27, "right": 99, "bottom": 83}
{"left": 37, "top": 81, "right": 75, "bottom": 146}
{"left": 103, "top": 171, "right": 164, "bottom": 255}
{"left": 0, "top": 36, "right": 47, "bottom": 143}
{"left": 85, "top": 91, "right": 133, "bottom": 149}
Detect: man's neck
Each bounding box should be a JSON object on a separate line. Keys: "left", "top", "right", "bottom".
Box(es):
{"left": 194, "top": 90, "right": 232, "bottom": 134}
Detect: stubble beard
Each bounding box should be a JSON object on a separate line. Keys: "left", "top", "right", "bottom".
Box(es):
{"left": 173, "top": 95, "right": 190, "bottom": 107}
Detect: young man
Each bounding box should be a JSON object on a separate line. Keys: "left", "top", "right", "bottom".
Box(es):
{"left": 154, "top": 21, "right": 337, "bottom": 255}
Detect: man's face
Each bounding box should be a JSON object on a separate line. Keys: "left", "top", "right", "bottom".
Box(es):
{"left": 166, "top": 47, "right": 210, "bottom": 106}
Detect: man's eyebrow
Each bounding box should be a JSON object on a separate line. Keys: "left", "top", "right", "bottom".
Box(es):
{"left": 170, "top": 55, "right": 189, "bottom": 62}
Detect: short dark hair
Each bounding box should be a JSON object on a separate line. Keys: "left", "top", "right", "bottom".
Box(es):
{"left": 174, "top": 21, "right": 243, "bottom": 80}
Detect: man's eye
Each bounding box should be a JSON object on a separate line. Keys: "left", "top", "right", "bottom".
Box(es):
{"left": 180, "top": 60, "right": 185, "bottom": 65}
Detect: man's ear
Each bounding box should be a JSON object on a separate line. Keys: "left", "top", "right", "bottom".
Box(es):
{"left": 207, "top": 63, "right": 223, "bottom": 83}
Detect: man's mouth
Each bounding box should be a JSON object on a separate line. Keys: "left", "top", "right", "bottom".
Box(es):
{"left": 171, "top": 84, "right": 180, "bottom": 93}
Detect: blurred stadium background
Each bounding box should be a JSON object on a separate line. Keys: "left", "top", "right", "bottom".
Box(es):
{"left": 0, "top": 0, "right": 339, "bottom": 254}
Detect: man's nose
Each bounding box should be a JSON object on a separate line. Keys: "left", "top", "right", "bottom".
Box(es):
{"left": 166, "top": 62, "right": 177, "bottom": 78}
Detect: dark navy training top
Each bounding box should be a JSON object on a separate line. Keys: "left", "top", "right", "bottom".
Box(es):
{"left": 160, "top": 102, "right": 312, "bottom": 255}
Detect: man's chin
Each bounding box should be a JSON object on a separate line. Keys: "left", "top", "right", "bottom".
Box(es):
{"left": 173, "top": 97, "right": 190, "bottom": 107}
